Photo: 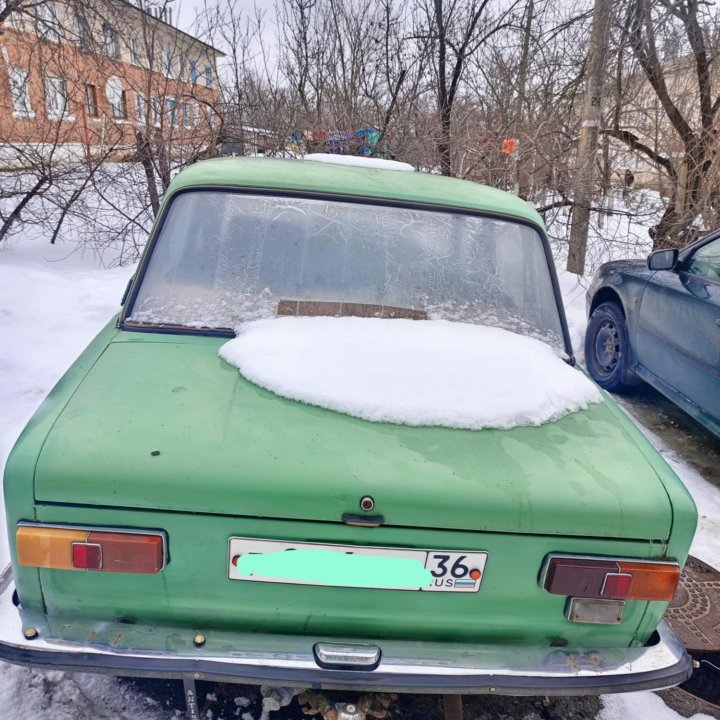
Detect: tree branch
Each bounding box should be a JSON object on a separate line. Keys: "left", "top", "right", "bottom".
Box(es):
{"left": 601, "top": 127, "right": 675, "bottom": 178}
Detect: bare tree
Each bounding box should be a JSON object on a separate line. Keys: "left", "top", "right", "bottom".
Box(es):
{"left": 606, "top": 0, "right": 720, "bottom": 248}
{"left": 414, "top": 0, "right": 521, "bottom": 176}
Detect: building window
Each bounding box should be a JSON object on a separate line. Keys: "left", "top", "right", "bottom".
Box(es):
{"left": 129, "top": 38, "right": 141, "bottom": 66}
{"left": 178, "top": 54, "right": 186, "bottom": 81}
{"left": 76, "top": 12, "right": 92, "bottom": 50}
{"left": 193, "top": 102, "right": 201, "bottom": 127}
{"left": 8, "top": 68, "right": 34, "bottom": 118}
{"left": 103, "top": 23, "right": 119, "bottom": 58}
{"left": 112, "top": 91, "right": 127, "bottom": 119}
{"left": 182, "top": 101, "right": 190, "bottom": 128}
{"left": 166, "top": 97, "right": 177, "bottom": 127}
{"left": 204, "top": 65, "right": 213, "bottom": 88}
{"left": 85, "top": 84, "right": 98, "bottom": 117}
{"left": 105, "top": 76, "right": 126, "bottom": 119}
{"left": 45, "top": 76, "right": 72, "bottom": 120}
{"left": 190, "top": 59, "right": 197, "bottom": 84}
{"left": 136, "top": 93, "right": 146, "bottom": 124}
{"left": 162, "top": 49, "right": 172, "bottom": 77}
{"left": 207, "top": 105, "right": 216, "bottom": 127}
{"left": 36, "top": 3, "right": 60, "bottom": 42}
{"left": 151, "top": 96, "right": 162, "bottom": 127}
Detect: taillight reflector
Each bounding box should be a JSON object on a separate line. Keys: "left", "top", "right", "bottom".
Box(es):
{"left": 17, "top": 525, "right": 165, "bottom": 574}
{"left": 543, "top": 555, "right": 680, "bottom": 602}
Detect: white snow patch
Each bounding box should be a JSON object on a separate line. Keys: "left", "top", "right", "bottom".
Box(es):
{"left": 599, "top": 690, "right": 715, "bottom": 720}
{"left": 0, "top": 238, "right": 134, "bottom": 568}
{"left": 303, "top": 153, "right": 415, "bottom": 172}
{"left": 219, "top": 316, "right": 602, "bottom": 430}
{"left": 0, "top": 663, "right": 171, "bottom": 720}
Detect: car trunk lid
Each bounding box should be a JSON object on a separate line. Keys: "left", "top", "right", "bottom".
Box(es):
{"left": 34, "top": 333, "right": 672, "bottom": 540}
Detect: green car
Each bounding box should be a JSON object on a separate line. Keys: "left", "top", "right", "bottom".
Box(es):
{"left": 0, "top": 157, "right": 697, "bottom": 698}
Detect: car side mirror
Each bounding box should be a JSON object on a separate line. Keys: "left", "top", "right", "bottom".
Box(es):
{"left": 647, "top": 248, "right": 679, "bottom": 271}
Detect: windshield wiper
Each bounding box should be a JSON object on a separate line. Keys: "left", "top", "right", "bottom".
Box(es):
{"left": 121, "top": 319, "right": 235, "bottom": 336}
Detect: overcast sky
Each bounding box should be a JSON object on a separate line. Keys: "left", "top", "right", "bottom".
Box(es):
{"left": 174, "top": 0, "right": 277, "bottom": 36}
{"left": 171, "top": 0, "right": 279, "bottom": 66}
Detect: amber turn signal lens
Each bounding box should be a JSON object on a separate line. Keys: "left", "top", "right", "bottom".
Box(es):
{"left": 615, "top": 561, "right": 680, "bottom": 601}
{"left": 17, "top": 524, "right": 165, "bottom": 574}
{"left": 17, "top": 526, "right": 86, "bottom": 570}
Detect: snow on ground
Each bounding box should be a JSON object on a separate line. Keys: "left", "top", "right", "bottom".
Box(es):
{"left": 220, "top": 316, "right": 601, "bottom": 430}
{"left": 599, "top": 691, "right": 715, "bottom": 720}
{"left": 0, "top": 238, "right": 134, "bottom": 566}
{"left": 0, "top": 664, "right": 172, "bottom": 720}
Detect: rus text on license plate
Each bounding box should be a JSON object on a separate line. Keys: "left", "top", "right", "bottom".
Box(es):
{"left": 228, "top": 538, "right": 488, "bottom": 592}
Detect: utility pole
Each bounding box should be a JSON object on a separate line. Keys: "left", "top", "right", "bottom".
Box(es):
{"left": 514, "top": 0, "right": 534, "bottom": 198}
{"left": 567, "top": 0, "right": 612, "bottom": 275}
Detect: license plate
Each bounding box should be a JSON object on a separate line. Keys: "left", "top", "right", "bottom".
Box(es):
{"left": 228, "top": 538, "right": 487, "bottom": 592}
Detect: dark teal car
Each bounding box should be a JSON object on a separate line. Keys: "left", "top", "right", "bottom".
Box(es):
{"left": 585, "top": 232, "right": 720, "bottom": 437}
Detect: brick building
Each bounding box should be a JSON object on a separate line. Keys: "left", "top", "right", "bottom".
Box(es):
{"left": 0, "top": 0, "right": 224, "bottom": 165}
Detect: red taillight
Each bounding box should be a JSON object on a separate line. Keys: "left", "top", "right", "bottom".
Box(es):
{"left": 600, "top": 572, "right": 632, "bottom": 598}
{"left": 85, "top": 531, "right": 164, "bottom": 574}
{"left": 542, "top": 555, "right": 680, "bottom": 602}
{"left": 17, "top": 525, "right": 165, "bottom": 574}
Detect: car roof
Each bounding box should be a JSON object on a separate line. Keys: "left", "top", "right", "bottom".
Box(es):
{"left": 167, "top": 157, "right": 545, "bottom": 230}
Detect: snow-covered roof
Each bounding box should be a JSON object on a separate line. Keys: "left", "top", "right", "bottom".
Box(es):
{"left": 303, "top": 154, "right": 415, "bottom": 172}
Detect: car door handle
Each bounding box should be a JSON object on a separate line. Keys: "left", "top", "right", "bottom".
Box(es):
{"left": 717, "top": 318, "right": 720, "bottom": 328}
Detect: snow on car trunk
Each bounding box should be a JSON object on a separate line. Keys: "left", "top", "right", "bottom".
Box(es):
{"left": 219, "top": 316, "right": 602, "bottom": 430}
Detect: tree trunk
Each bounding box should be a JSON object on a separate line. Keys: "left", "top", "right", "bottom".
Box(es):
{"left": 438, "top": 106, "right": 453, "bottom": 176}
{"left": 154, "top": 128, "right": 172, "bottom": 192}
{"left": 651, "top": 142, "right": 706, "bottom": 249}
{"left": 136, "top": 131, "right": 160, "bottom": 217}
{"left": 567, "top": 0, "right": 612, "bottom": 275}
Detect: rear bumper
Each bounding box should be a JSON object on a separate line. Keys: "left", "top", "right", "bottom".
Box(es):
{"left": 0, "top": 566, "right": 692, "bottom": 695}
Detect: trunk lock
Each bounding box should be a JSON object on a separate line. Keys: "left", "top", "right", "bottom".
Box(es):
{"left": 360, "top": 496, "right": 375, "bottom": 511}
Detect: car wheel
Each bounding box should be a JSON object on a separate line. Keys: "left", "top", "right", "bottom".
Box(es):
{"left": 585, "top": 301, "right": 637, "bottom": 392}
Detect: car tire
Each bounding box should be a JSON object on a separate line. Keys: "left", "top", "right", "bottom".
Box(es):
{"left": 585, "top": 301, "right": 637, "bottom": 393}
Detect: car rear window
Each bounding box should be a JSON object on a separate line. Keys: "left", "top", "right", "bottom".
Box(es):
{"left": 126, "top": 191, "right": 566, "bottom": 353}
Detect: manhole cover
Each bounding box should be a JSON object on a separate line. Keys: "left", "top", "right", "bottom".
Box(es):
{"left": 665, "top": 555, "right": 720, "bottom": 652}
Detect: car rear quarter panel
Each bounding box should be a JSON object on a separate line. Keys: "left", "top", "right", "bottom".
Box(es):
{"left": 3, "top": 320, "right": 122, "bottom": 611}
